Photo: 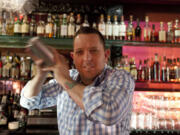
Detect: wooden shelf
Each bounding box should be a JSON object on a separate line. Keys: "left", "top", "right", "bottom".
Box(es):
{"left": 0, "top": 36, "right": 180, "bottom": 50}
{"left": 135, "top": 81, "right": 180, "bottom": 92}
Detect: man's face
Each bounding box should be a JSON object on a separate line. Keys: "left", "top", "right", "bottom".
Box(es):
{"left": 71, "top": 34, "right": 110, "bottom": 84}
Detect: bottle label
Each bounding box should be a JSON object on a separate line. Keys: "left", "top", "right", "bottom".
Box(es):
{"left": 37, "top": 26, "right": 44, "bottom": 34}
{"left": 68, "top": 25, "right": 75, "bottom": 36}
{"left": 105, "top": 24, "right": 112, "bottom": 36}
{"left": 119, "top": 24, "right": 126, "bottom": 36}
{"left": 45, "top": 24, "right": 53, "bottom": 34}
{"left": 75, "top": 25, "right": 81, "bottom": 32}
{"left": 159, "top": 31, "right": 166, "bottom": 42}
{"left": 175, "top": 30, "right": 180, "bottom": 37}
{"left": 98, "top": 24, "right": 106, "bottom": 35}
{"left": 14, "top": 24, "right": 21, "bottom": 33}
{"left": 61, "top": 25, "right": 67, "bottom": 36}
{"left": 21, "top": 24, "right": 29, "bottom": 33}
{"left": 113, "top": 24, "right": 119, "bottom": 36}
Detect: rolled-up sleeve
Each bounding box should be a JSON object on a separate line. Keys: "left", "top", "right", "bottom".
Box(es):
{"left": 20, "top": 79, "right": 62, "bottom": 110}
{"left": 83, "top": 70, "right": 135, "bottom": 126}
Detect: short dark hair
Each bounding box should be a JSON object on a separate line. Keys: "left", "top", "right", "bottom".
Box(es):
{"left": 73, "top": 27, "right": 105, "bottom": 49}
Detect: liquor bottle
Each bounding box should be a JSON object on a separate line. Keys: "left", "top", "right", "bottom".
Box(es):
{"left": 151, "top": 24, "right": 158, "bottom": 42}
{"left": 0, "top": 17, "right": 2, "bottom": 35}
{"left": 130, "top": 57, "right": 137, "bottom": 80}
{"left": 20, "top": 57, "right": 26, "bottom": 79}
{"left": 137, "top": 60, "right": 144, "bottom": 81}
{"left": 2, "top": 54, "right": 12, "bottom": 79}
{"left": 127, "top": 15, "right": 134, "bottom": 41}
{"left": 119, "top": 15, "right": 126, "bottom": 41}
{"left": 29, "top": 15, "right": 37, "bottom": 36}
{"left": 123, "top": 55, "right": 130, "bottom": 72}
{"left": 146, "top": 58, "right": 151, "bottom": 81}
{"left": 1, "top": 11, "right": 7, "bottom": 35}
{"left": 53, "top": 14, "right": 60, "bottom": 38}
{"left": 21, "top": 15, "right": 29, "bottom": 37}
{"left": 174, "top": 19, "right": 180, "bottom": 43}
{"left": 105, "top": 15, "right": 112, "bottom": 40}
{"left": 0, "top": 92, "right": 8, "bottom": 128}
{"left": 68, "top": 12, "right": 75, "bottom": 38}
{"left": 12, "top": 93, "right": 20, "bottom": 122}
{"left": 37, "top": 21, "right": 45, "bottom": 37}
{"left": 173, "top": 58, "right": 178, "bottom": 82}
{"left": 161, "top": 56, "right": 167, "bottom": 82}
{"left": 158, "top": 22, "right": 166, "bottom": 42}
{"left": 75, "top": 14, "right": 82, "bottom": 32}
{"left": 169, "top": 59, "right": 175, "bottom": 81}
{"left": 143, "top": 16, "right": 151, "bottom": 41}
{"left": 14, "top": 16, "right": 22, "bottom": 36}
{"left": 166, "top": 22, "right": 174, "bottom": 43}
{"left": 6, "top": 12, "right": 14, "bottom": 36}
{"left": 166, "top": 59, "right": 170, "bottom": 82}
{"left": 20, "top": 56, "right": 31, "bottom": 80}
{"left": 142, "top": 59, "right": 148, "bottom": 81}
{"left": 45, "top": 13, "right": 53, "bottom": 38}
{"left": 82, "top": 14, "right": 90, "bottom": 27}
{"left": 177, "top": 58, "right": 180, "bottom": 82}
{"left": 92, "top": 22, "right": 97, "bottom": 29}
{"left": 0, "top": 54, "right": 2, "bottom": 78}
{"left": 112, "top": 15, "right": 119, "bottom": 40}
{"left": 10, "top": 54, "right": 20, "bottom": 79}
{"left": 98, "top": 14, "right": 106, "bottom": 37}
{"left": 135, "top": 18, "right": 141, "bottom": 41}
{"left": 153, "top": 53, "right": 161, "bottom": 82}
{"left": 61, "top": 13, "right": 68, "bottom": 38}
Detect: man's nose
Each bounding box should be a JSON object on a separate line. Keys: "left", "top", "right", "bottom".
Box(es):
{"left": 83, "top": 51, "right": 92, "bottom": 61}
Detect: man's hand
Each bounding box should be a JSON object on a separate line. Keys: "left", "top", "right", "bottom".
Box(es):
{"left": 40, "top": 47, "right": 71, "bottom": 86}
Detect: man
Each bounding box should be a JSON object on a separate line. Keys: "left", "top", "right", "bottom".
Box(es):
{"left": 20, "top": 27, "right": 135, "bottom": 135}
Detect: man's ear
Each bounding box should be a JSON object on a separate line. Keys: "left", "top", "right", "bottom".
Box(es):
{"left": 105, "top": 49, "right": 110, "bottom": 63}
{"left": 70, "top": 52, "right": 74, "bottom": 60}
{"left": 105, "top": 49, "right": 110, "bottom": 59}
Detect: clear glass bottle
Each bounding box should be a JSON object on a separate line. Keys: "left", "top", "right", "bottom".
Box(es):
{"left": 158, "top": 22, "right": 166, "bottom": 42}
{"left": 112, "top": 15, "right": 119, "bottom": 40}
{"left": 11, "top": 54, "right": 20, "bottom": 79}
{"left": 68, "top": 12, "right": 75, "bottom": 38}
{"left": 29, "top": 15, "right": 37, "bottom": 36}
{"left": 166, "top": 22, "right": 174, "bottom": 43}
{"left": 82, "top": 14, "right": 90, "bottom": 27}
{"left": 105, "top": 15, "right": 112, "bottom": 40}
{"left": 21, "top": 15, "right": 29, "bottom": 37}
{"left": 98, "top": 14, "right": 106, "bottom": 37}
{"left": 45, "top": 13, "right": 53, "bottom": 38}
{"left": 174, "top": 19, "right": 180, "bottom": 43}
{"left": 61, "top": 13, "right": 68, "bottom": 38}
{"left": 0, "top": 15, "right": 2, "bottom": 35}
{"left": 1, "top": 11, "right": 7, "bottom": 35}
{"left": 37, "top": 21, "right": 45, "bottom": 37}
{"left": 135, "top": 18, "right": 141, "bottom": 41}
{"left": 161, "top": 56, "right": 167, "bottom": 82}
{"left": 153, "top": 53, "right": 161, "bottom": 82}
{"left": 53, "top": 14, "right": 60, "bottom": 38}
{"left": 127, "top": 15, "right": 134, "bottom": 41}
{"left": 75, "top": 14, "right": 82, "bottom": 32}
{"left": 119, "top": 15, "right": 126, "bottom": 41}
{"left": 143, "top": 16, "right": 151, "bottom": 41}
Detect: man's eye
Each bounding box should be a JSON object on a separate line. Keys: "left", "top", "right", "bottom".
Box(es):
{"left": 76, "top": 51, "right": 83, "bottom": 55}
{"left": 90, "top": 49, "right": 97, "bottom": 53}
